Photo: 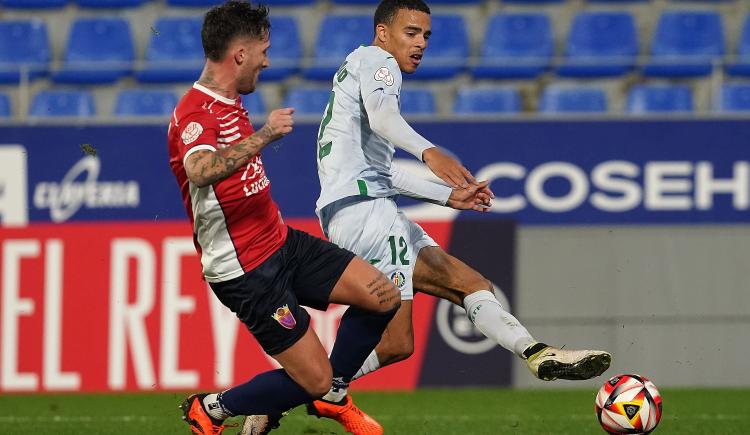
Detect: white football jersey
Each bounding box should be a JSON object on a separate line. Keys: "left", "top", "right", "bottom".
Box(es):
{"left": 315, "top": 45, "right": 403, "bottom": 230}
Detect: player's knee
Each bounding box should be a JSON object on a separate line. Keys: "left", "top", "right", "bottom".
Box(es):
{"left": 380, "top": 335, "right": 414, "bottom": 363}
{"left": 302, "top": 367, "right": 333, "bottom": 398}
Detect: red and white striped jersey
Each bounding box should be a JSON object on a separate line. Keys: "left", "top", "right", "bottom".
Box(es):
{"left": 168, "top": 82, "right": 287, "bottom": 282}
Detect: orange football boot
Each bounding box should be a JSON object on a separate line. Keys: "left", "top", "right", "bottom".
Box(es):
{"left": 180, "top": 393, "right": 234, "bottom": 434}
{"left": 307, "top": 395, "right": 383, "bottom": 435}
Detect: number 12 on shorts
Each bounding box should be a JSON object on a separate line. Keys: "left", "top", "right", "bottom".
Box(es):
{"left": 388, "top": 235, "right": 409, "bottom": 265}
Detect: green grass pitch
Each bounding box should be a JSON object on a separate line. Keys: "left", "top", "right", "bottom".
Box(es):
{"left": 1, "top": 388, "right": 748, "bottom": 434}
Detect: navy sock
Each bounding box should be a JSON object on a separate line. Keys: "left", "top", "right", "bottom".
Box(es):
{"left": 329, "top": 306, "right": 398, "bottom": 389}
{"left": 218, "top": 369, "right": 312, "bottom": 416}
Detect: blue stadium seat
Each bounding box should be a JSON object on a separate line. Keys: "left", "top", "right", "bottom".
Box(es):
{"left": 644, "top": 11, "right": 724, "bottom": 78}
{"left": 716, "top": 84, "right": 750, "bottom": 112}
{"left": 53, "top": 18, "right": 134, "bottom": 84}
{"left": 304, "top": 15, "right": 372, "bottom": 81}
{"left": 75, "top": 0, "right": 146, "bottom": 7}
{"left": 167, "top": 0, "right": 222, "bottom": 5}
{"left": 558, "top": 12, "right": 637, "bottom": 77}
{"left": 0, "top": 94, "right": 10, "bottom": 118}
{"left": 503, "top": 0, "right": 563, "bottom": 3}
{"left": 626, "top": 84, "right": 693, "bottom": 114}
{"left": 283, "top": 88, "right": 331, "bottom": 115}
{"left": 263, "top": 16, "right": 301, "bottom": 82}
{"left": 0, "top": 20, "right": 50, "bottom": 83}
{"left": 400, "top": 88, "right": 436, "bottom": 115}
{"left": 114, "top": 89, "right": 178, "bottom": 117}
{"left": 331, "top": 0, "right": 480, "bottom": 3}
{"left": 725, "top": 14, "right": 750, "bottom": 76}
{"left": 539, "top": 86, "right": 608, "bottom": 113}
{"left": 241, "top": 92, "right": 266, "bottom": 118}
{"left": 0, "top": 0, "right": 68, "bottom": 8}
{"left": 265, "top": 0, "right": 315, "bottom": 4}
{"left": 408, "top": 14, "right": 468, "bottom": 80}
{"left": 453, "top": 86, "right": 521, "bottom": 114}
{"left": 472, "top": 13, "right": 552, "bottom": 79}
{"left": 30, "top": 90, "right": 95, "bottom": 118}
{"left": 136, "top": 17, "right": 203, "bottom": 83}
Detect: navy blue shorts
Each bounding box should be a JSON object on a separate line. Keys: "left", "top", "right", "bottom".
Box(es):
{"left": 209, "top": 226, "right": 356, "bottom": 356}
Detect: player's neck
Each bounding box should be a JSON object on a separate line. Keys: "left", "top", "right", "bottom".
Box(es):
{"left": 196, "top": 64, "right": 238, "bottom": 100}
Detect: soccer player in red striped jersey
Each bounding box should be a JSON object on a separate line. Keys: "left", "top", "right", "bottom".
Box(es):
{"left": 169, "top": 2, "right": 400, "bottom": 434}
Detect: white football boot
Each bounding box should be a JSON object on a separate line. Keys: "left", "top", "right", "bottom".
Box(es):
{"left": 524, "top": 342, "right": 612, "bottom": 381}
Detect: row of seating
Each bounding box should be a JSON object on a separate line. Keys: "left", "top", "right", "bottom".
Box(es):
{"left": 3, "top": 9, "right": 750, "bottom": 83}
{"left": 0, "top": 0, "right": 730, "bottom": 8}
{"left": 4, "top": 83, "right": 750, "bottom": 119}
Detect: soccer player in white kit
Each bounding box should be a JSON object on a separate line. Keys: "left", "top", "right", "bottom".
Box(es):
{"left": 244, "top": 0, "right": 612, "bottom": 434}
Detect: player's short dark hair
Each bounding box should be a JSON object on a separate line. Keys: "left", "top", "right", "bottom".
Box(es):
{"left": 202, "top": 1, "right": 271, "bottom": 62}
{"left": 374, "top": 0, "right": 431, "bottom": 31}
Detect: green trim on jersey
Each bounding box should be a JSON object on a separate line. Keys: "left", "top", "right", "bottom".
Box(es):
{"left": 357, "top": 179, "right": 368, "bottom": 196}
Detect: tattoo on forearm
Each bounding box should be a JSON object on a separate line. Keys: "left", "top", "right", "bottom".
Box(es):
{"left": 188, "top": 126, "right": 275, "bottom": 186}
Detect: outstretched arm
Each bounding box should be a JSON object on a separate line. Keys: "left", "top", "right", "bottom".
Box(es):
{"left": 184, "top": 108, "right": 294, "bottom": 188}
{"left": 391, "top": 166, "right": 494, "bottom": 212}
{"left": 364, "top": 92, "right": 476, "bottom": 189}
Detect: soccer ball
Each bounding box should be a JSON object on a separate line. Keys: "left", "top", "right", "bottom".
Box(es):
{"left": 595, "top": 374, "right": 663, "bottom": 434}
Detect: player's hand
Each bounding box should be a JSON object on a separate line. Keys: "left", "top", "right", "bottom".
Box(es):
{"left": 423, "top": 147, "right": 476, "bottom": 189}
{"left": 261, "top": 108, "right": 295, "bottom": 143}
{"left": 446, "top": 180, "right": 494, "bottom": 212}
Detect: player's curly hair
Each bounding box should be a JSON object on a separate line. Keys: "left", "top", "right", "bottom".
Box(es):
{"left": 202, "top": 1, "right": 271, "bottom": 62}
{"left": 374, "top": 0, "right": 431, "bottom": 31}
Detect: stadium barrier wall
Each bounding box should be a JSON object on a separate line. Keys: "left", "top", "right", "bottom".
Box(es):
{"left": 0, "top": 120, "right": 748, "bottom": 392}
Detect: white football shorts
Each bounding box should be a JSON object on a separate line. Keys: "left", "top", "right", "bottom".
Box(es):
{"left": 326, "top": 197, "right": 438, "bottom": 300}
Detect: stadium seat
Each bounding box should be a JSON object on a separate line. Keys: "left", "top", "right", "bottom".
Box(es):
{"left": 725, "top": 14, "right": 750, "bottom": 76}
{"left": 408, "top": 14, "right": 468, "bottom": 80}
{"left": 283, "top": 88, "right": 331, "bottom": 115}
{"left": 626, "top": 84, "right": 693, "bottom": 114}
{"left": 263, "top": 16, "right": 301, "bottom": 82}
{"left": 0, "top": 20, "right": 50, "bottom": 84}
{"left": 114, "top": 89, "right": 178, "bottom": 117}
{"left": 502, "top": 0, "right": 563, "bottom": 3}
{"left": 716, "top": 84, "right": 750, "bottom": 112}
{"left": 557, "top": 12, "right": 637, "bottom": 77}
{"left": 264, "top": 0, "right": 315, "bottom": 4}
{"left": 167, "top": 0, "right": 223, "bottom": 5}
{"left": 400, "top": 88, "right": 436, "bottom": 115}
{"left": 30, "top": 90, "right": 95, "bottom": 118}
{"left": 453, "top": 86, "right": 521, "bottom": 114}
{"left": 643, "top": 11, "right": 724, "bottom": 78}
{"left": 304, "top": 15, "right": 372, "bottom": 81}
{"left": 472, "top": 13, "right": 552, "bottom": 79}
{"left": 0, "top": 94, "right": 10, "bottom": 118}
{"left": 0, "top": 0, "right": 68, "bottom": 8}
{"left": 136, "top": 17, "right": 203, "bottom": 83}
{"left": 539, "top": 86, "right": 607, "bottom": 113}
{"left": 53, "top": 18, "right": 134, "bottom": 84}
{"left": 241, "top": 92, "right": 266, "bottom": 118}
{"left": 75, "top": 0, "right": 146, "bottom": 7}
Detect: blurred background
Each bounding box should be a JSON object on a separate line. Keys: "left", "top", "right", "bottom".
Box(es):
{"left": 0, "top": 0, "right": 748, "bottom": 403}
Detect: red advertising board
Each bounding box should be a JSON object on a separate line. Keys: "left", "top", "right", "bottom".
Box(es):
{"left": 0, "top": 219, "right": 453, "bottom": 393}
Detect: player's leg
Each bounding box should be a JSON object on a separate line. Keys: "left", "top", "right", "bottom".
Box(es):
{"left": 352, "top": 299, "right": 414, "bottom": 379}
{"left": 413, "top": 243, "right": 611, "bottom": 381}
{"left": 182, "top": 242, "right": 354, "bottom": 434}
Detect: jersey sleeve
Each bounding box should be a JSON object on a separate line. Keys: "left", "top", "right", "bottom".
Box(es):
{"left": 359, "top": 55, "right": 402, "bottom": 100}
{"left": 176, "top": 111, "right": 220, "bottom": 165}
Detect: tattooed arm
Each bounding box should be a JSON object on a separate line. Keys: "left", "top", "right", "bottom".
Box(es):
{"left": 184, "top": 108, "right": 294, "bottom": 188}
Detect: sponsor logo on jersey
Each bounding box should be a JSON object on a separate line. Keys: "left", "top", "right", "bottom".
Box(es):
{"left": 182, "top": 122, "right": 203, "bottom": 145}
{"left": 390, "top": 271, "right": 406, "bottom": 288}
{"left": 374, "top": 67, "right": 394, "bottom": 86}
{"left": 271, "top": 304, "right": 296, "bottom": 329}
{"left": 33, "top": 156, "right": 140, "bottom": 223}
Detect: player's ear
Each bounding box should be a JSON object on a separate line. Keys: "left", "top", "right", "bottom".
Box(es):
{"left": 233, "top": 47, "right": 245, "bottom": 65}
{"left": 375, "top": 23, "right": 388, "bottom": 44}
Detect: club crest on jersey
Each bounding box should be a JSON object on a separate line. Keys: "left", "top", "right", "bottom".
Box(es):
{"left": 182, "top": 122, "right": 203, "bottom": 145}
{"left": 390, "top": 271, "right": 406, "bottom": 288}
{"left": 272, "top": 305, "right": 296, "bottom": 329}
{"left": 374, "top": 67, "right": 394, "bottom": 86}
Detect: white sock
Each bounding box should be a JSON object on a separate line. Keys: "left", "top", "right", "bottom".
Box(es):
{"left": 463, "top": 290, "right": 535, "bottom": 356}
{"left": 352, "top": 350, "right": 381, "bottom": 381}
{"left": 202, "top": 393, "right": 230, "bottom": 420}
